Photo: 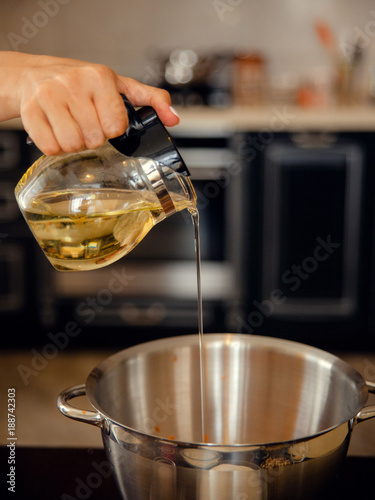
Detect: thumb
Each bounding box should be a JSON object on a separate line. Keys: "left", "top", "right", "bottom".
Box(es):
{"left": 117, "top": 76, "right": 180, "bottom": 127}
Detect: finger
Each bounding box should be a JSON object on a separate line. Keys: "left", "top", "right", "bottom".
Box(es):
{"left": 150, "top": 99, "right": 180, "bottom": 128}
{"left": 38, "top": 99, "right": 86, "bottom": 153}
{"left": 67, "top": 96, "right": 106, "bottom": 150}
{"left": 21, "top": 107, "right": 62, "bottom": 156}
{"left": 66, "top": 64, "right": 129, "bottom": 140}
{"left": 93, "top": 91, "right": 128, "bottom": 140}
{"left": 117, "top": 77, "right": 180, "bottom": 127}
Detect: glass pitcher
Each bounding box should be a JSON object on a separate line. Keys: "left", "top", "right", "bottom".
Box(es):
{"left": 15, "top": 97, "right": 196, "bottom": 272}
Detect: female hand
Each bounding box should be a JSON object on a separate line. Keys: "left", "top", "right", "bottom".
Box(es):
{"left": 0, "top": 52, "right": 179, "bottom": 155}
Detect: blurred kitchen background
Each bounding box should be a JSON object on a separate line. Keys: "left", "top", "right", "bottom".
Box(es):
{"left": 1, "top": 0, "right": 375, "bottom": 451}
{"left": 1, "top": 0, "right": 375, "bottom": 106}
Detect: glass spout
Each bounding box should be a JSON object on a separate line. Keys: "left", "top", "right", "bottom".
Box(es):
{"left": 140, "top": 158, "right": 196, "bottom": 219}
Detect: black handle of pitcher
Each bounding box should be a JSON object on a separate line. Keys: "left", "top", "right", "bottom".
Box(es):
{"left": 120, "top": 94, "right": 144, "bottom": 134}
{"left": 110, "top": 94, "right": 190, "bottom": 177}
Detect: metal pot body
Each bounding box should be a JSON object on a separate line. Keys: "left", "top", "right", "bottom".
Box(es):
{"left": 102, "top": 420, "right": 351, "bottom": 500}
{"left": 58, "top": 334, "right": 375, "bottom": 500}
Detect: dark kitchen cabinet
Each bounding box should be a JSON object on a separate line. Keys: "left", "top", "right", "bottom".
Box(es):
{"left": 234, "top": 131, "right": 375, "bottom": 350}
{"left": 0, "top": 130, "right": 43, "bottom": 344}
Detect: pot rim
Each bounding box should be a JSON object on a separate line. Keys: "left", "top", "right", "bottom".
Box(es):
{"left": 84, "top": 333, "right": 369, "bottom": 448}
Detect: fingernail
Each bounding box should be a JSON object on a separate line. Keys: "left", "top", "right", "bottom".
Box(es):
{"left": 169, "top": 106, "right": 180, "bottom": 118}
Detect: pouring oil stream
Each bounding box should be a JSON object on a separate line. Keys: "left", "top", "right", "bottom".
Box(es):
{"left": 189, "top": 207, "right": 206, "bottom": 443}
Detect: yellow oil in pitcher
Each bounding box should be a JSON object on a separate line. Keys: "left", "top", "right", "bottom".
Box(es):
{"left": 22, "top": 188, "right": 194, "bottom": 272}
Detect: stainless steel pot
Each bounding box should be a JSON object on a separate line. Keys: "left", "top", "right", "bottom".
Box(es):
{"left": 57, "top": 334, "right": 375, "bottom": 500}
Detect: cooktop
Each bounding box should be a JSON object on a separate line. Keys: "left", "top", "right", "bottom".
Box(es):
{"left": 0, "top": 446, "right": 373, "bottom": 499}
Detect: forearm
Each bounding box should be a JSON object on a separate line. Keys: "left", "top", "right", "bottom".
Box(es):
{"left": 0, "top": 51, "right": 50, "bottom": 121}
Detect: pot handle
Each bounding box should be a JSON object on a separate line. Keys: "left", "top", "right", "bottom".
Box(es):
{"left": 356, "top": 381, "right": 375, "bottom": 424}
{"left": 57, "top": 384, "right": 103, "bottom": 427}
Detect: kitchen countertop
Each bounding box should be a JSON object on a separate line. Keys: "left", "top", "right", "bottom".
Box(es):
{"left": 172, "top": 104, "right": 375, "bottom": 134}
{"left": 0, "top": 446, "right": 374, "bottom": 499}
{"left": 2, "top": 105, "right": 375, "bottom": 135}
{"left": 1, "top": 350, "right": 375, "bottom": 454}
